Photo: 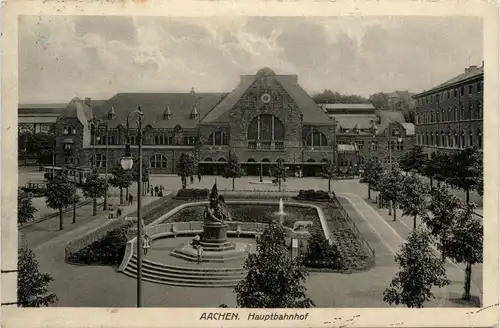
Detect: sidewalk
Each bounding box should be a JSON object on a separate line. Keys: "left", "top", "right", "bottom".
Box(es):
{"left": 341, "top": 191, "right": 483, "bottom": 302}
{"left": 22, "top": 196, "right": 156, "bottom": 250}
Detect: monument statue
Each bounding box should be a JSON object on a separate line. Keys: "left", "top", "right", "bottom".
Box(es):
{"left": 203, "top": 182, "right": 231, "bottom": 225}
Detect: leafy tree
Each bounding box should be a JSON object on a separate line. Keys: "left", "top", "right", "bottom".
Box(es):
{"left": 426, "top": 151, "right": 452, "bottom": 188}
{"left": 109, "top": 161, "right": 133, "bottom": 205}
{"left": 447, "top": 147, "right": 482, "bottom": 204}
{"left": 398, "top": 146, "right": 427, "bottom": 175}
{"left": 445, "top": 204, "right": 483, "bottom": 301}
{"left": 18, "top": 188, "right": 37, "bottom": 226}
{"left": 82, "top": 168, "right": 107, "bottom": 216}
{"left": 423, "top": 185, "right": 462, "bottom": 262}
{"left": 45, "top": 173, "right": 76, "bottom": 230}
{"left": 312, "top": 89, "right": 369, "bottom": 104}
{"left": 359, "top": 157, "right": 384, "bottom": 200}
{"left": 320, "top": 159, "right": 337, "bottom": 192}
{"left": 303, "top": 226, "right": 343, "bottom": 269}
{"left": 234, "top": 223, "right": 315, "bottom": 308}
{"left": 383, "top": 228, "right": 450, "bottom": 308}
{"left": 368, "top": 92, "right": 389, "bottom": 110}
{"left": 271, "top": 159, "right": 288, "bottom": 192}
{"left": 132, "top": 156, "right": 151, "bottom": 196}
{"left": 399, "top": 174, "right": 430, "bottom": 229}
{"left": 223, "top": 151, "right": 243, "bottom": 191}
{"left": 378, "top": 166, "right": 404, "bottom": 221}
{"left": 18, "top": 248, "right": 58, "bottom": 307}
{"left": 176, "top": 153, "right": 196, "bottom": 189}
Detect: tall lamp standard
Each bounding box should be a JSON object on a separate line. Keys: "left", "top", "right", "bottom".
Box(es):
{"left": 120, "top": 106, "right": 144, "bottom": 308}
{"left": 95, "top": 122, "right": 110, "bottom": 211}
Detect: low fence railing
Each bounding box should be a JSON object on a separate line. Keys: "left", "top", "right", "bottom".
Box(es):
{"left": 118, "top": 221, "right": 310, "bottom": 272}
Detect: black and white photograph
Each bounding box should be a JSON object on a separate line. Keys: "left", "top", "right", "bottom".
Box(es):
{"left": 2, "top": 2, "right": 499, "bottom": 327}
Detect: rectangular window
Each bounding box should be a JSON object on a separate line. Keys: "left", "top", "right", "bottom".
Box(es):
{"left": 468, "top": 85, "right": 473, "bottom": 94}
{"left": 477, "top": 81, "right": 482, "bottom": 92}
{"left": 447, "top": 90, "right": 451, "bottom": 99}
{"left": 355, "top": 141, "right": 364, "bottom": 151}
{"left": 454, "top": 89, "right": 458, "bottom": 97}
{"left": 167, "top": 136, "right": 173, "bottom": 145}
{"left": 460, "top": 86, "right": 465, "bottom": 96}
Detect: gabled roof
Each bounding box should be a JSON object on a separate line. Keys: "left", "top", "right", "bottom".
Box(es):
{"left": 60, "top": 98, "right": 94, "bottom": 124}
{"left": 320, "top": 103, "right": 375, "bottom": 110}
{"left": 18, "top": 103, "right": 67, "bottom": 110}
{"left": 200, "top": 76, "right": 256, "bottom": 123}
{"left": 94, "top": 93, "right": 225, "bottom": 129}
{"left": 276, "top": 75, "right": 331, "bottom": 125}
{"left": 201, "top": 70, "right": 331, "bottom": 125}
{"left": 376, "top": 110, "right": 406, "bottom": 135}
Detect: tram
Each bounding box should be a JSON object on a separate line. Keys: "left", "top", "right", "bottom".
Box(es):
{"left": 42, "top": 166, "right": 93, "bottom": 186}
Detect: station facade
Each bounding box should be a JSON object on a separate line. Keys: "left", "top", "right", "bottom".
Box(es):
{"left": 44, "top": 67, "right": 415, "bottom": 176}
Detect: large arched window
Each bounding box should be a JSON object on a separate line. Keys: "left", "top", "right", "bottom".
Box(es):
{"left": 460, "top": 131, "right": 466, "bottom": 149}
{"left": 207, "top": 132, "right": 228, "bottom": 145}
{"left": 306, "top": 131, "right": 328, "bottom": 146}
{"left": 460, "top": 105, "right": 465, "bottom": 120}
{"left": 469, "top": 131, "right": 474, "bottom": 147}
{"left": 440, "top": 132, "right": 445, "bottom": 147}
{"left": 441, "top": 108, "right": 445, "bottom": 122}
{"left": 247, "top": 114, "right": 285, "bottom": 141}
{"left": 447, "top": 132, "right": 451, "bottom": 147}
{"left": 150, "top": 154, "right": 168, "bottom": 168}
{"left": 90, "top": 154, "right": 107, "bottom": 168}
{"left": 453, "top": 131, "right": 458, "bottom": 148}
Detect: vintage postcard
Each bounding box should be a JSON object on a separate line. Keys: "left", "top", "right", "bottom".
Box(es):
{"left": 1, "top": 1, "right": 498, "bottom": 327}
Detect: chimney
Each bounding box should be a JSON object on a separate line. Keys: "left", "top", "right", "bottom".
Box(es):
{"left": 84, "top": 97, "right": 92, "bottom": 107}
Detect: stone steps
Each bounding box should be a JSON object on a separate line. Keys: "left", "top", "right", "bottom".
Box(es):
{"left": 121, "top": 256, "right": 247, "bottom": 287}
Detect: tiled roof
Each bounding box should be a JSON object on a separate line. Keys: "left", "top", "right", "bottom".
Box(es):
{"left": 18, "top": 103, "right": 67, "bottom": 109}
{"left": 18, "top": 104, "right": 66, "bottom": 116}
{"left": 331, "top": 114, "right": 378, "bottom": 130}
{"left": 276, "top": 75, "right": 331, "bottom": 125}
{"left": 414, "top": 66, "right": 484, "bottom": 97}
{"left": 201, "top": 71, "right": 331, "bottom": 125}
{"left": 94, "top": 93, "right": 225, "bottom": 129}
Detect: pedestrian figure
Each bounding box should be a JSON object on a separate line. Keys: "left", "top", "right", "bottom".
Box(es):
{"left": 158, "top": 190, "right": 163, "bottom": 197}
{"left": 198, "top": 173, "right": 202, "bottom": 183}
{"left": 143, "top": 234, "right": 151, "bottom": 255}
{"left": 154, "top": 185, "right": 159, "bottom": 196}
{"left": 190, "top": 175, "right": 194, "bottom": 184}
{"left": 117, "top": 207, "right": 123, "bottom": 217}
{"left": 197, "top": 245, "right": 204, "bottom": 264}
{"left": 128, "top": 193, "right": 133, "bottom": 205}
{"left": 150, "top": 188, "right": 154, "bottom": 197}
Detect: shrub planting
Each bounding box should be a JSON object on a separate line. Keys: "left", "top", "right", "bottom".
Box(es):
{"left": 297, "top": 189, "right": 331, "bottom": 201}
{"left": 303, "top": 226, "right": 345, "bottom": 270}
{"left": 175, "top": 188, "right": 210, "bottom": 200}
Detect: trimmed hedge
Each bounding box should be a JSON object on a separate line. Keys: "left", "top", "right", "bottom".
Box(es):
{"left": 175, "top": 188, "right": 210, "bottom": 200}
{"left": 302, "top": 226, "right": 345, "bottom": 270}
{"left": 297, "top": 189, "right": 332, "bottom": 201}
{"left": 67, "top": 223, "right": 132, "bottom": 265}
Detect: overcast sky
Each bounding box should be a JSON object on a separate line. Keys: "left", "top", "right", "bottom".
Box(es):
{"left": 19, "top": 15, "right": 483, "bottom": 104}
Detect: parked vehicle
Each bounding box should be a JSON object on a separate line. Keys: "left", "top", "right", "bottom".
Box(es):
{"left": 20, "top": 181, "right": 48, "bottom": 198}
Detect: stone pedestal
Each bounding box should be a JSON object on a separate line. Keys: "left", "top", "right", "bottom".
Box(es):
{"left": 200, "top": 223, "right": 235, "bottom": 252}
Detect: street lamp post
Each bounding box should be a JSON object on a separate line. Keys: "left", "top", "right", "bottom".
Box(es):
{"left": 120, "top": 106, "right": 144, "bottom": 308}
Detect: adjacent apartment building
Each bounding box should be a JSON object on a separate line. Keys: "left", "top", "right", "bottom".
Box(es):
{"left": 412, "top": 63, "right": 484, "bottom": 155}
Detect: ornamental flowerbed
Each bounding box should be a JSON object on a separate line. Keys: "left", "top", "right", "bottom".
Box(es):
{"left": 167, "top": 204, "right": 318, "bottom": 229}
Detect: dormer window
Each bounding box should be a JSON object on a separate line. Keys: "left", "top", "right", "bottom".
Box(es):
{"left": 163, "top": 106, "right": 172, "bottom": 120}
{"left": 108, "top": 106, "right": 116, "bottom": 120}
{"left": 190, "top": 106, "right": 199, "bottom": 120}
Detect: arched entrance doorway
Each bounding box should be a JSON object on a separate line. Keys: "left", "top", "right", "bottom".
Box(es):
{"left": 245, "top": 158, "right": 257, "bottom": 176}
{"left": 303, "top": 158, "right": 319, "bottom": 177}
{"left": 262, "top": 158, "right": 271, "bottom": 177}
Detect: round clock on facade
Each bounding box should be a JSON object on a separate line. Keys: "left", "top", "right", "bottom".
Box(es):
{"left": 260, "top": 93, "right": 271, "bottom": 104}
